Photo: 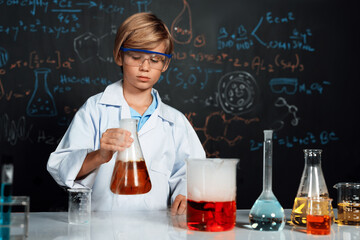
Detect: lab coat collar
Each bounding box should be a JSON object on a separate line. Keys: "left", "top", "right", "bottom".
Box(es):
{"left": 99, "top": 80, "right": 175, "bottom": 125}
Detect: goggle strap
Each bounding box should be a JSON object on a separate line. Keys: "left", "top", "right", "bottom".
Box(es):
{"left": 120, "top": 47, "right": 172, "bottom": 59}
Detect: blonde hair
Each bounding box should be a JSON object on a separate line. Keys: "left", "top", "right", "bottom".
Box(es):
{"left": 113, "top": 12, "right": 174, "bottom": 66}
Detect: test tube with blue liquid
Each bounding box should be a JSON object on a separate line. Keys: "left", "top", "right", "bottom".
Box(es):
{"left": 0, "top": 155, "right": 14, "bottom": 240}
{"left": 249, "top": 130, "right": 285, "bottom": 231}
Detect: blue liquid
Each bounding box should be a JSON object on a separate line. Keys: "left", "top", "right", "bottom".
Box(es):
{"left": 249, "top": 199, "right": 285, "bottom": 231}
{"left": 0, "top": 183, "right": 11, "bottom": 240}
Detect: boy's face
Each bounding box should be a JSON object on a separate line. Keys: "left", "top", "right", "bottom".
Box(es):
{"left": 121, "top": 42, "right": 168, "bottom": 93}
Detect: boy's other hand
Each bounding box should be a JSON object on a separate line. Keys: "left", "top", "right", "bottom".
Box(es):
{"left": 171, "top": 194, "right": 187, "bottom": 215}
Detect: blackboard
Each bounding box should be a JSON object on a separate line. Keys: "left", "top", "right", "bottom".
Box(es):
{"left": 1, "top": 0, "right": 359, "bottom": 211}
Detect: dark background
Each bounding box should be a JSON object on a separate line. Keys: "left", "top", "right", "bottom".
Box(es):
{"left": 0, "top": 0, "right": 359, "bottom": 211}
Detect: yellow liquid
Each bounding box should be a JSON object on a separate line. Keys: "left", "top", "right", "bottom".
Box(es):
{"left": 291, "top": 197, "right": 308, "bottom": 227}
{"left": 291, "top": 196, "right": 335, "bottom": 227}
{"left": 337, "top": 202, "right": 360, "bottom": 225}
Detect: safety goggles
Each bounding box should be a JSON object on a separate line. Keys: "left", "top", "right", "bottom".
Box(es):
{"left": 120, "top": 47, "right": 172, "bottom": 71}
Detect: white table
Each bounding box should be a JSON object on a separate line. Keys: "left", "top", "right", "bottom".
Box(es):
{"left": 21, "top": 209, "right": 359, "bottom": 240}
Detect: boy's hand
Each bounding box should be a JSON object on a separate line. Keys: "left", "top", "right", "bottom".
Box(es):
{"left": 99, "top": 128, "right": 133, "bottom": 163}
{"left": 171, "top": 194, "right": 187, "bottom": 215}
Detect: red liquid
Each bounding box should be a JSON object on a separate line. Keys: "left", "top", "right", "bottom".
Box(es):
{"left": 187, "top": 199, "right": 236, "bottom": 231}
{"left": 307, "top": 215, "right": 331, "bottom": 235}
{"left": 110, "top": 160, "right": 151, "bottom": 195}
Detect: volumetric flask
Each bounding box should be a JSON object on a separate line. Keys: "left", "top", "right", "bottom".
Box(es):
{"left": 290, "top": 149, "right": 334, "bottom": 227}
{"left": 186, "top": 158, "right": 239, "bottom": 232}
{"left": 110, "top": 119, "right": 151, "bottom": 195}
{"left": 249, "top": 130, "right": 285, "bottom": 231}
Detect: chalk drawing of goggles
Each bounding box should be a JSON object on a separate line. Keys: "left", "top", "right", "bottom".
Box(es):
{"left": 269, "top": 78, "right": 298, "bottom": 95}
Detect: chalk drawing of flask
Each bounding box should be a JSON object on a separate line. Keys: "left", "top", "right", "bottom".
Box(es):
{"left": 26, "top": 68, "right": 57, "bottom": 117}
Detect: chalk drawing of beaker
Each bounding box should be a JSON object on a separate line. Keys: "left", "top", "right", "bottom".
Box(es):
{"left": 26, "top": 68, "right": 57, "bottom": 117}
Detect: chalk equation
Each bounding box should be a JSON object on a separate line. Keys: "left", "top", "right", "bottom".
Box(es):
{"left": 157, "top": 66, "right": 223, "bottom": 90}
{"left": 173, "top": 52, "right": 305, "bottom": 75}
{"left": 218, "top": 12, "right": 314, "bottom": 52}
{"left": 249, "top": 131, "right": 339, "bottom": 151}
{"left": 5, "top": 50, "right": 75, "bottom": 71}
{"left": 269, "top": 78, "right": 331, "bottom": 95}
{"left": 0, "top": 1, "right": 125, "bottom": 41}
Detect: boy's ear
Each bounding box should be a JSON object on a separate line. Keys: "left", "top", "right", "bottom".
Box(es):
{"left": 115, "top": 52, "right": 123, "bottom": 66}
{"left": 161, "top": 60, "right": 171, "bottom": 72}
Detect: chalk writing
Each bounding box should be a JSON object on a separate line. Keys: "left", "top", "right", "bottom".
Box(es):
{"left": 0, "top": 47, "right": 8, "bottom": 68}
{"left": 218, "top": 12, "right": 314, "bottom": 52}
{"left": 218, "top": 26, "right": 254, "bottom": 50}
{"left": 131, "top": 0, "right": 152, "bottom": 12}
{"left": 158, "top": 66, "right": 222, "bottom": 90}
{"left": 0, "top": 78, "right": 31, "bottom": 101}
{"left": 249, "top": 131, "right": 339, "bottom": 151}
{"left": 7, "top": 50, "right": 74, "bottom": 70}
{"left": 269, "top": 78, "right": 331, "bottom": 95}
{"left": 0, "top": 114, "right": 33, "bottom": 146}
{"left": 0, "top": 19, "right": 81, "bottom": 41}
{"left": 59, "top": 75, "right": 112, "bottom": 86}
{"left": 1, "top": 0, "right": 49, "bottom": 16}
{"left": 173, "top": 52, "right": 305, "bottom": 74}
{"left": 37, "top": 129, "right": 61, "bottom": 145}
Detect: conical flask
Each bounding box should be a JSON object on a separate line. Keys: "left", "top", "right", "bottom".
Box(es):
{"left": 249, "top": 130, "right": 285, "bottom": 231}
{"left": 290, "top": 149, "right": 334, "bottom": 226}
{"left": 110, "top": 119, "right": 152, "bottom": 195}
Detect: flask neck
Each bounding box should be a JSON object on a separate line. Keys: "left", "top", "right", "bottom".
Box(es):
{"left": 304, "top": 149, "right": 322, "bottom": 165}
{"left": 296, "top": 149, "right": 329, "bottom": 198}
{"left": 34, "top": 68, "right": 51, "bottom": 92}
{"left": 262, "top": 139, "right": 273, "bottom": 193}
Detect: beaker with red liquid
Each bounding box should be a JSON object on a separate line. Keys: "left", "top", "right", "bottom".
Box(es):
{"left": 110, "top": 119, "right": 151, "bottom": 195}
{"left": 186, "top": 158, "right": 239, "bottom": 232}
{"left": 306, "top": 198, "right": 332, "bottom": 235}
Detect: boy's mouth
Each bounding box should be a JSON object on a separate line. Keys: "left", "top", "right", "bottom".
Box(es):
{"left": 137, "top": 76, "right": 150, "bottom": 81}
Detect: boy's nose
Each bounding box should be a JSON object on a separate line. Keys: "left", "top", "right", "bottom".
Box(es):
{"left": 139, "top": 58, "right": 151, "bottom": 71}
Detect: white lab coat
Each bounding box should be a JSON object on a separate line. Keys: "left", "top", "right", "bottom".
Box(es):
{"left": 47, "top": 81, "right": 205, "bottom": 211}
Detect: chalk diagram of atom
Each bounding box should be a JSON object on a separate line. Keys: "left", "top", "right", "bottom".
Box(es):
{"left": 217, "top": 71, "right": 258, "bottom": 115}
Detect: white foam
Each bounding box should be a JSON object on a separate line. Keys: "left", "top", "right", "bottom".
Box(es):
{"left": 186, "top": 158, "right": 239, "bottom": 202}
{"left": 117, "top": 119, "right": 143, "bottom": 162}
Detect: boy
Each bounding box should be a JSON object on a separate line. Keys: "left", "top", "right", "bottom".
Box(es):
{"left": 47, "top": 12, "right": 205, "bottom": 215}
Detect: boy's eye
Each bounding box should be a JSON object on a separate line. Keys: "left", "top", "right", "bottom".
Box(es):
{"left": 130, "top": 54, "right": 141, "bottom": 60}
{"left": 150, "top": 55, "right": 164, "bottom": 63}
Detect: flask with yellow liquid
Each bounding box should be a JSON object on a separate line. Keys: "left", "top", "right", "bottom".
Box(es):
{"left": 290, "top": 149, "right": 334, "bottom": 226}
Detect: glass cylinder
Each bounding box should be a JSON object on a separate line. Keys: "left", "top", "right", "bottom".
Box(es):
{"left": 249, "top": 130, "right": 285, "bottom": 231}
{"left": 110, "top": 119, "right": 151, "bottom": 195}
{"left": 290, "top": 149, "right": 334, "bottom": 226}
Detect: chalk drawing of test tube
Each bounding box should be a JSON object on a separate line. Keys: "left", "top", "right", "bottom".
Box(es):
{"left": 131, "top": 0, "right": 152, "bottom": 12}
{"left": 26, "top": 68, "right": 57, "bottom": 117}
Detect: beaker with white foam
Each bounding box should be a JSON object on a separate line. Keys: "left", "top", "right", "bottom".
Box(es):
{"left": 186, "top": 158, "right": 239, "bottom": 232}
